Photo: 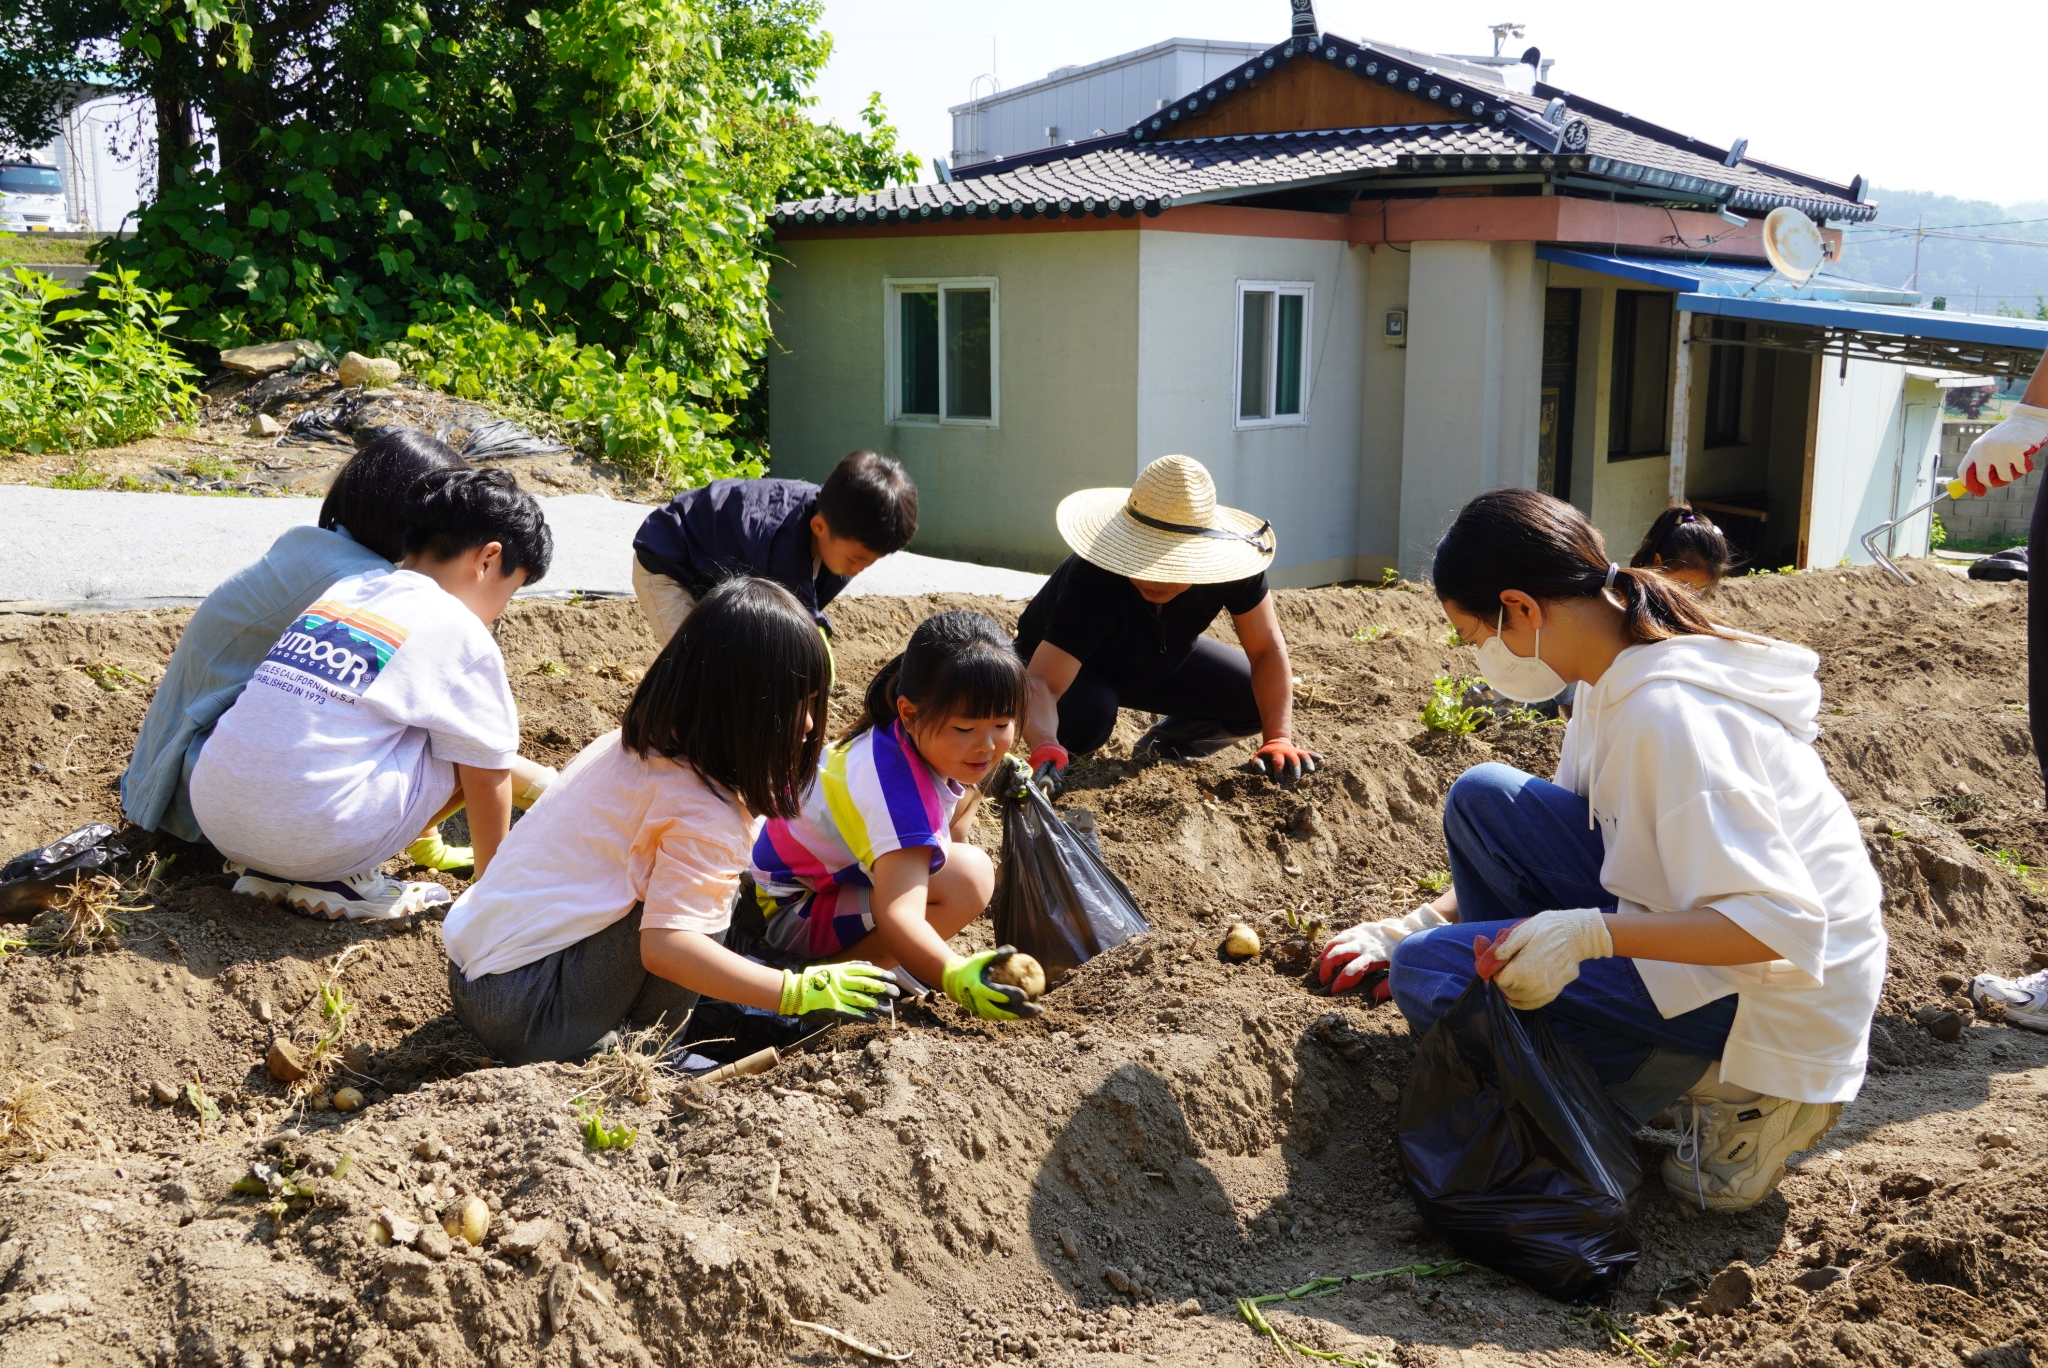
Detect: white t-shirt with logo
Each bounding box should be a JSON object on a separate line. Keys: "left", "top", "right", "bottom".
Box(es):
{"left": 189, "top": 568, "right": 520, "bottom": 880}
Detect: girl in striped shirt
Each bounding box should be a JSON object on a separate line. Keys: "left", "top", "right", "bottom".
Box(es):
{"left": 751, "top": 611, "right": 1037, "bottom": 1022}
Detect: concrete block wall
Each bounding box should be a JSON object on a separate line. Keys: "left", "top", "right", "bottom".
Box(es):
{"left": 1936, "top": 421, "right": 2038, "bottom": 544}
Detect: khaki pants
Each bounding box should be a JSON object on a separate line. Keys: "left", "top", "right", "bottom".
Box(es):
{"left": 631, "top": 558, "right": 696, "bottom": 645}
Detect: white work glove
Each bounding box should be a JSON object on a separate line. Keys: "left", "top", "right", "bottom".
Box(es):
{"left": 1484, "top": 908, "right": 1613, "bottom": 1010}
{"left": 1317, "top": 904, "right": 1448, "bottom": 995}
{"left": 1958, "top": 403, "right": 2047, "bottom": 497}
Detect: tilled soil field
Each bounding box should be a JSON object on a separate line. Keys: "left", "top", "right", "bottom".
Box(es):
{"left": 0, "top": 566, "right": 2045, "bottom": 1368}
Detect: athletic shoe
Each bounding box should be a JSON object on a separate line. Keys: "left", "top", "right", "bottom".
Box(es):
{"left": 1970, "top": 969, "right": 2048, "bottom": 1033}
{"left": 236, "top": 868, "right": 449, "bottom": 922}
{"left": 1661, "top": 1081, "right": 1842, "bottom": 1212}
{"left": 405, "top": 827, "right": 475, "bottom": 874}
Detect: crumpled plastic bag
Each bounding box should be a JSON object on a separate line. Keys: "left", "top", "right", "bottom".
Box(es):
{"left": 1397, "top": 977, "right": 1643, "bottom": 1302}
{"left": 0, "top": 822, "right": 125, "bottom": 923}
{"left": 989, "top": 758, "right": 1148, "bottom": 987}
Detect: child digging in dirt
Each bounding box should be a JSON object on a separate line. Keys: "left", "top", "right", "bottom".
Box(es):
{"left": 188, "top": 469, "right": 556, "bottom": 921}
{"left": 629, "top": 448, "right": 918, "bottom": 645}
{"left": 1319, "top": 488, "right": 1885, "bottom": 1212}
{"left": 440, "top": 577, "right": 898, "bottom": 1064}
{"left": 123, "top": 430, "right": 470, "bottom": 845}
{"left": 1629, "top": 502, "right": 1734, "bottom": 594}
{"left": 750, "top": 610, "right": 1041, "bottom": 1022}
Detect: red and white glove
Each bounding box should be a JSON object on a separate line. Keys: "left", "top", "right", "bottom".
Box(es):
{"left": 1958, "top": 404, "right": 2047, "bottom": 497}
{"left": 1317, "top": 905, "right": 1447, "bottom": 995}
{"left": 1029, "top": 743, "right": 1069, "bottom": 796}
{"left": 1483, "top": 908, "right": 1612, "bottom": 1010}
{"left": 1252, "top": 737, "right": 1321, "bottom": 783}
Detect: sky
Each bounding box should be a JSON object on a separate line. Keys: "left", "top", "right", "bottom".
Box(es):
{"left": 810, "top": 0, "right": 2048, "bottom": 208}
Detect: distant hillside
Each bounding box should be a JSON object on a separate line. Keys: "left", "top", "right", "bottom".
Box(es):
{"left": 1836, "top": 188, "right": 2048, "bottom": 316}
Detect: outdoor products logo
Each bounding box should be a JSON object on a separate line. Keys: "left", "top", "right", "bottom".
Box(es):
{"left": 260, "top": 599, "right": 408, "bottom": 697}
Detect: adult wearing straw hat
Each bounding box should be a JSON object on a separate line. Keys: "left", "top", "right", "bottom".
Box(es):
{"left": 1015, "top": 455, "right": 1320, "bottom": 790}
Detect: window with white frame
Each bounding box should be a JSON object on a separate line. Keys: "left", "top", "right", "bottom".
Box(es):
{"left": 1236, "top": 282, "right": 1311, "bottom": 426}
{"left": 887, "top": 278, "right": 998, "bottom": 424}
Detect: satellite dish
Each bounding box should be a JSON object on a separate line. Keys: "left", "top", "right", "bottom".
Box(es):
{"left": 1761, "top": 206, "right": 1823, "bottom": 284}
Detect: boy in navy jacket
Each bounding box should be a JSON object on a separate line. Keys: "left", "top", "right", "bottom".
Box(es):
{"left": 630, "top": 450, "right": 918, "bottom": 643}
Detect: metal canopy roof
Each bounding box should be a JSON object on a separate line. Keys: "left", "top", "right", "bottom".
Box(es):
{"left": 1539, "top": 247, "right": 2048, "bottom": 379}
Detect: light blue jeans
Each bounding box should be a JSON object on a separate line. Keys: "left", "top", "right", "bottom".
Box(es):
{"left": 1389, "top": 763, "right": 1737, "bottom": 1123}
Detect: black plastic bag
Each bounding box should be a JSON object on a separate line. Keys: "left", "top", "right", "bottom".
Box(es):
{"left": 1397, "top": 978, "right": 1642, "bottom": 1302}
{"left": 0, "top": 823, "right": 125, "bottom": 923}
{"left": 1969, "top": 547, "right": 2028, "bottom": 582}
{"left": 990, "top": 762, "right": 1149, "bottom": 986}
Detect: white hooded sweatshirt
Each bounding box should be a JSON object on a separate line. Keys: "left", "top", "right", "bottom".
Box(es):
{"left": 1555, "top": 631, "right": 1884, "bottom": 1103}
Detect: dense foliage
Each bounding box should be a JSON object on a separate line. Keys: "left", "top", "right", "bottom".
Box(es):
{"left": 0, "top": 0, "right": 914, "bottom": 483}
{"left": 0, "top": 267, "right": 199, "bottom": 452}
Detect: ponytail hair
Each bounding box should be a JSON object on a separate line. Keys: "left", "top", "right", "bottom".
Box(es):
{"left": 848, "top": 610, "right": 1027, "bottom": 741}
{"left": 1431, "top": 488, "right": 1729, "bottom": 645}
{"left": 1630, "top": 502, "right": 1735, "bottom": 583}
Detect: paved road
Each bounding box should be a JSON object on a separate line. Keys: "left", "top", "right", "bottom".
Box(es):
{"left": 0, "top": 486, "right": 1046, "bottom": 610}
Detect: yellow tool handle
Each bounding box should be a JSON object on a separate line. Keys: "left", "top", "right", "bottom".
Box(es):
{"left": 1946, "top": 478, "right": 1969, "bottom": 500}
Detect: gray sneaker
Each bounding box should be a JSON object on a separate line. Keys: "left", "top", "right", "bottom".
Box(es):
{"left": 1971, "top": 969, "right": 2048, "bottom": 1033}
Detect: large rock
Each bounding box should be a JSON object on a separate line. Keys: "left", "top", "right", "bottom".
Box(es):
{"left": 338, "top": 352, "right": 401, "bottom": 388}
{"left": 219, "top": 340, "right": 317, "bottom": 375}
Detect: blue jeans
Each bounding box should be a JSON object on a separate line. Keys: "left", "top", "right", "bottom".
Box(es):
{"left": 1389, "top": 762, "right": 1737, "bottom": 1124}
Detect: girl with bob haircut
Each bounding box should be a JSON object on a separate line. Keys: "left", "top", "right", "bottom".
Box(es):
{"left": 441, "top": 577, "right": 898, "bottom": 1065}
{"left": 750, "top": 610, "right": 1038, "bottom": 1022}
{"left": 1318, "top": 488, "right": 1884, "bottom": 1213}
{"left": 1629, "top": 502, "right": 1735, "bottom": 594}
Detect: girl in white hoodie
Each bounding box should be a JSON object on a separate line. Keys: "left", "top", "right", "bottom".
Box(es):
{"left": 1319, "top": 489, "right": 1885, "bottom": 1212}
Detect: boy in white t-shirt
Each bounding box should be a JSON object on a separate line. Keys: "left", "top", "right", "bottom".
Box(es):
{"left": 190, "top": 469, "right": 553, "bottom": 921}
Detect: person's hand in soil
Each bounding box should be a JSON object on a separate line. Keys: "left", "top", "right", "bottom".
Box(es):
{"left": 942, "top": 946, "right": 1042, "bottom": 1021}
{"left": 1252, "top": 737, "right": 1320, "bottom": 783}
{"left": 779, "top": 961, "right": 900, "bottom": 1020}
{"left": 1317, "top": 903, "right": 1449, "bottom": 993}
{"left": 1958, "top": 403, "right": 2047, "bottom": 497}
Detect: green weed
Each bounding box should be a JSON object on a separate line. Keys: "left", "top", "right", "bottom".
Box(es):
{"left": 532, "top": 661, "right": 568, "bottom": 677}
{"left": 75, "top": 661, "right": 147, "bottom": 692}
{"left": 1351, "top": 625, "right": 1389, "bottom": 643}
{"left": 0, "top": 268, "right": 199, "bottom": 453}
{"left": 1416, "top": 871, "right": 1451, "bottom": 895}
{"left": 1420, "top": 675, "right": 1487, "bottom": 736}
{"left": 1442, "top": 627, "right": 1469, "bottom": 648}
{"left": 1972, "top": 842, "right": 2041, "bottom": 893}
{"left": 1237, "top": 1262, "right": 1473, "bottom": 1367}
{"left": 577, "top": 1101, "right": 636, "bottom": 1151}
{"left": 182, "top": 452, "right": 241, "bottom": 483}
{"left": 1375, "top": 567, "right": 1399, "bottom": 589}
{"left": 47, "top": 454, "right": 104, "bottom": 489}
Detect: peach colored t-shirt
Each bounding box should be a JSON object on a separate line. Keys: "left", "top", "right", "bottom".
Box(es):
{"left": 442, "top": 730, "right": 761, "bottom": 978}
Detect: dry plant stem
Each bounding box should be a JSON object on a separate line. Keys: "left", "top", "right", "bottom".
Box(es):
{"left": 289, "top": 945, "right": 365, "bottom": 1105}
{"left": 786, "top": 1319, "right": 913, "bottom": 1362}
{"left": 0, "top": 1068, "right": 77, "bottom": 1168}
{"left": 574, "top": 1021, "right": 684, "bottom": 1105}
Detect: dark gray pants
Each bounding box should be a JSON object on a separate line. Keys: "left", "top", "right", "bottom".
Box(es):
{"left": 447, "top": 906, "right": 699, "bottom": 1065}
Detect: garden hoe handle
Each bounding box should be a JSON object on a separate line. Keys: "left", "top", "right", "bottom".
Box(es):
{"left": 1862, "top": 479, "right": 1969, "bottom": 587}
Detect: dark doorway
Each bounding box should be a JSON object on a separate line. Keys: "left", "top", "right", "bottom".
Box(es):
{"left": 1540, "top": 288, "right": 1581, "bottom": 499}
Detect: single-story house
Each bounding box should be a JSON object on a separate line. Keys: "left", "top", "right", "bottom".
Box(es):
{"left": 764, "top": 8, "right": 2048, "bottom": 581}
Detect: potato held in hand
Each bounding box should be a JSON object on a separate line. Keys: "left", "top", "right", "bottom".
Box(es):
{"left": 1223, "top": 922, "right": 1263, "bottom": 960}
{"left": 987, "top": 951, "right": 1047, "bottom": 1000}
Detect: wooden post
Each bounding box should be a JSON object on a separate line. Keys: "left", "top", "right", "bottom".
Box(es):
{"left": 1667, "top": 309, "right": 1693, "bottom": 506}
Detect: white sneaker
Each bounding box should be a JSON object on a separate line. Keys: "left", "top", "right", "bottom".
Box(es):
{"left": 1970, "top": 969, "right": 2048, "bottom": 1032}
{"left": 1661, "top": 1081, "right": 1841, "bottom": 1212}
{"left": 236, "top": 868, "right": 449, "bottom": 922}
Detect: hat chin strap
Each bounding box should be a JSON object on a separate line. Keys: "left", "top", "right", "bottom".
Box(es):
{"left": 1123, "top": 503, "right": 1275, "bottom": 554}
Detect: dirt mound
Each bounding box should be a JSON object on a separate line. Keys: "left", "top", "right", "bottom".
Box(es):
{"left": 0, "top": 567, "right": 2045, "bottom": 1368}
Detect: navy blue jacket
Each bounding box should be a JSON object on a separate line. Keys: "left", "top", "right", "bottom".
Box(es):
{"left": 632, "top": 478, "right": 848, "bottom": 631}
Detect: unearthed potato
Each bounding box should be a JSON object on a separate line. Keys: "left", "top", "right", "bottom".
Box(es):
{"left": 331, "top": 1086, "right": 365, "bottom": 1113}
{"left": 445, "top": 1195, "right": 490, "bottom": 1247}
{"left": 987, "top": 952, "right": 1046, "bottom": 1000}
{"left": 1223, "top": 922, "right": 1262, "bottom": 960}
{"left": 265, "top": 1039, "right": 307, "bottom": 1083}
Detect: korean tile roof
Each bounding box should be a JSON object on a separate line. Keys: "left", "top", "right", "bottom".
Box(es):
{"left": 774, "top": 33, "right": 1872, "bottom": 229}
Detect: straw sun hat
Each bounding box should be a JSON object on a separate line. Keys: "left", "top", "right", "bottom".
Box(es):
{"left": 1055, "top": 455, "right": 1276, "bottom": 584}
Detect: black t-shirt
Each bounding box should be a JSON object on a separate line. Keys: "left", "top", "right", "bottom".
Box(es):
{"left": 1014, "top": 555, "right": 1270, "bottom": 686}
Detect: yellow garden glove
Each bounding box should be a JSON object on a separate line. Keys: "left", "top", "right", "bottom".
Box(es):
{"left": 779, "top": 962, "right": 899, "bottom": 1019}
{"left": 942, "top": 946, "right": 1042, "bottom": 1021}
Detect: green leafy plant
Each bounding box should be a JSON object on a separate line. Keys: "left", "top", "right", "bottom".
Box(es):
{"left": 47, "top": 455, "right": 105, "bottom": 489}
{"left": 1374, "top": 567, "right": 1398, "bottom": 589}
{"left": 1973, "top": 841, "right": 2041, "bottom": 894}
{"left": 75, "top": 661, "right": 148, "bottom": 691}
{"left": 0, "top": 268, "right": 199, "bottom": 454}
{"left": 1442, "top": 628, "right": 1469, "bottom": 647}
{"left": 577, "top": 1100, "right": 637, "bottom": 1151}
{"left": 1420, "top": 675, "right": 1487, "bottom": 736}
{"left": 182, "top": 452, "right": 242, "bottom": 483}
{"left": 1416, "top": 871, "right": 1451, "bottom": 895}
{"left": 1237, "top": 1262, "right": 1472, "bottom": 1367}
{"left": 1351, "top": 625, "right": 1389, "bottom": 643}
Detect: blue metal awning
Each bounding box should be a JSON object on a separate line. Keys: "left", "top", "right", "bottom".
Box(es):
{"left": 1539, "top": 246, "right": 2048, "bottom": 376}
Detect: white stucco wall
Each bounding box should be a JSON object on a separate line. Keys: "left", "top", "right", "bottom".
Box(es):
{"left": 1807, "top": 361, "right": 1944, "bottom": 568}
{"left": 1134, "top": 229, "right": 1372, "bottom": 588}
{"left": 1395, "top": 240, "right": 1544, "bottom": 577}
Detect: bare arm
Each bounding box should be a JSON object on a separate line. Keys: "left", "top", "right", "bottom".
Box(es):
{"left": 456, "top": 765, "right": 512, "bottom": 878}
{"left": 1605, "top": 909, "right": 1775, "bottom": 965}
{"left": 1023, "top": 641, "right": 1082, "bottom": 755}
{"left": 640, "top": 928, "right": 785, "bottom": 1012}
{"left": 867, "top": 846, "right": 956, "bottom": 984}
{"left": 1230, "top": 595, "right": 1296, "bottom": 745}
{"left": 2026, "top": 365, "right": 2048, "bottom": 409}
{"left": 949, "top": 785, "right": 982, "bottom": 844}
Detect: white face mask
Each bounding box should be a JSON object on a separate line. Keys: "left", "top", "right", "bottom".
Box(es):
{"left": 1475, "top": 607, "right": 1569, "bottom": 703}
